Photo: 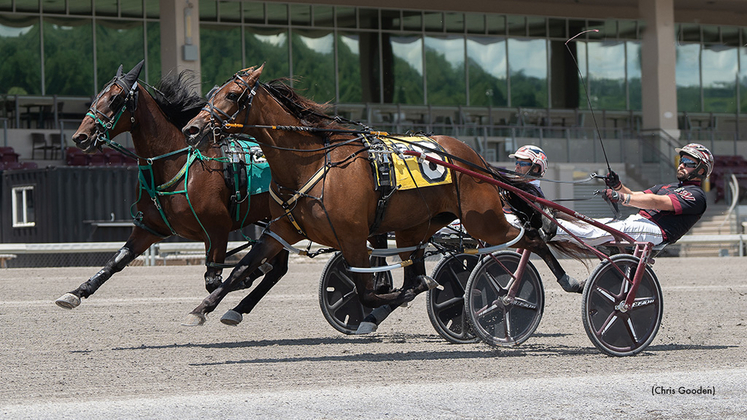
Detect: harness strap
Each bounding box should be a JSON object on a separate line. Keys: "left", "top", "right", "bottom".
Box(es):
{"left": 269, "top": 165, "right": 328, "bottom": 237}
{"left": 265, "top": 230, "right": 309, "bottom": 256}
{"left": 132, "top": 214, "right": 170, "bottom": 239}
{"left": 137, "top": 165, "right": 178, "bottom": 236}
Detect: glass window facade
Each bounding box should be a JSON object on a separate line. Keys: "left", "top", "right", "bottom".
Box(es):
{"left": 1, "top": 2, "right": 159, "bottom": 97}
{"left": 0, "top": 14, "right": 41, "bottom": 95}
{"left": 2, "top": 0, "right": 747, "bottom": 124}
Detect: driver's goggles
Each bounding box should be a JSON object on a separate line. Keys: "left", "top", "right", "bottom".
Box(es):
{"left": 679, "top": 156, "right": 699, "bottom": 168}
{"left": 515, "top": 160, "right": 533, "bottom": 167}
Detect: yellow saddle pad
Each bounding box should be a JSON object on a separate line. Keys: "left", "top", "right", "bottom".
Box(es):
{"left": 378, "top": 135, "right": 452, "bottom": 191}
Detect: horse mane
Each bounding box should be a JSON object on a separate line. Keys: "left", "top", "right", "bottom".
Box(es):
{"left": 151, "top": 70, "right": 207, "bottom": 129}
{"left": 262, "top": 79, "right": 343, "bottom": 130}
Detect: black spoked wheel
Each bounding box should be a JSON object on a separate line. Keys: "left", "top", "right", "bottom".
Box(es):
{"left": 318, "top": 252, "right": 392, "bottom": 334}
{"left": 582, "top": 254, "right": 663, "bottom": 356}
{"left": 426, "top": 254, "right": 480, "bottom": 344}
{"left": 465, "top": 251, "right": 544, "bottom": 347}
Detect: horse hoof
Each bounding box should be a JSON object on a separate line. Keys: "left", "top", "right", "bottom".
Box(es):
{"left": 420, "top": 275, "right": 441, "bottom": 291}
{"left": 355, "top": 321, "right": 378, "bottom": 334}
{"left": 181, "top": 313, "right": 206, "bottom": 327}
{"left": 55, "top": 293, "right": 81, "bottom": 309}
{"left": 220, "top": 310, "right": 243, "bottom": 326}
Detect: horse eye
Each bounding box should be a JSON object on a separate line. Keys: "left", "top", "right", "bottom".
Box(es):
{"left": 226, "top": 92, "right": 239, "bottom": 102}
{"left": 110, "top": 96, "right": 124, "bottom": 110}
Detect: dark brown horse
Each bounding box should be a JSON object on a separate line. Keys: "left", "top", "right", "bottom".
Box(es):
{"left": 180, "top": 65, "right": 581, "bottom": 327}
{"left": 55, "top": 62, "right": 288, "bottom": 319}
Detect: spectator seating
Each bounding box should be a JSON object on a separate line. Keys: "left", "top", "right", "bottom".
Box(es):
{"left": 65, "top": 146, "right": 138, "bottom": 166}
{"left": 0, "top": 161, "right": 36, "bottom": 171}
{"left": 65, "top": 147, "right": 89, "bottom": 166}
{"left": 0, "top": 146, "right": 20, "bottom": 163}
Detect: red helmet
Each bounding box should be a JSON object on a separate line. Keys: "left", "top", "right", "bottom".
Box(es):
{"left": 509, "top": 145, "right": 548, "bottom": 177}
{"left": 675, "top": 143, "right": 714, "bottom": 178}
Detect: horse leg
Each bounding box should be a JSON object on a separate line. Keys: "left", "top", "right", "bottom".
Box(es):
{"left": 55, "top": 228, "right": 162, "bottom": 309}
{"left": 523, "top": 230, "right": 585, "bottom": 293}
{"left": 219, "top": 249, "right": 290, "bottom": 325}
{"left": 182, "top": 233, "right": 286, "bottom": 326}
{"left": 203, "top": 233, "right": 229, "bottom": 293}
{"left": 355, "top": 230, "right": 439, "bottom": 335}
{"left": 368, "top": 233, "right": 392, "bottom": 293}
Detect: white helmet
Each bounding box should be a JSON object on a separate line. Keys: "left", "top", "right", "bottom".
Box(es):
{"left": 509, "top": 145, "right": 548, "bottom": 177}
{"left": 675, "top": 143, "right": 714, "bottom": 178}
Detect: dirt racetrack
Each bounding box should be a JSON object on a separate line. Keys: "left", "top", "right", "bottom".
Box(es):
{"left": 1, "top": 254, "right": 746, "bottom": 419}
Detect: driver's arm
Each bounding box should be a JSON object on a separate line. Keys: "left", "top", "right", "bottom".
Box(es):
{"left": 623, "top": 191, "right": 675, "bottom": 211}
{"left": 613, "top": 182, "right": 675, "bottom": 211}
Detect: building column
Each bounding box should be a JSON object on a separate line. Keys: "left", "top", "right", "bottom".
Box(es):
{"left": 639, "top": 0, "right": 679, "bottom": 141}
{"left": 160, "top": 0, "right": 201, "bottom": 88}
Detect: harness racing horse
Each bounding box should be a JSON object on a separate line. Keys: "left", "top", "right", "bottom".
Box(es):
{"left": 55, "top": 61, "right": 289, "bottom": 315}
{"left": 180, "top": 64, "right": 582, "bottom": 328}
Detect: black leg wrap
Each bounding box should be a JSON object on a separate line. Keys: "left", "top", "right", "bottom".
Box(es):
{"left": 78, "top": 247, "right": 135, "bottom": 298}
{"left": 362, "top": 304, "right": 394, "bottom": 325}
{"left": 205, "top": 272, "right": 223, "bottom": 293}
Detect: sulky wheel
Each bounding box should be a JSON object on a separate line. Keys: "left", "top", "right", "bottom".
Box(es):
{"left": 464, "top": 251, "right": 544, "bottom": 347}
{"left": 581, "top": 254, "right": 663, "bottom": 356}
{"left": 426, "top": 254, "right": 480, "bottom": 344}
{"left": 318, "top": 252, "right": 392, "bottom": 335}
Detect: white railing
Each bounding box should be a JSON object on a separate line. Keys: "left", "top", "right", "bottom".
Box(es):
{"left": 0, "top": 241, "right": 335, "bottom": 267}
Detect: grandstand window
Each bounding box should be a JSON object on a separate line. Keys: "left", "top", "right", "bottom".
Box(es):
{"left": 676, "top": 42, "right": 702, "bottom": 112}
{"left": 627, "top": 41, "right": 642, "bottom": 111}
{"left": 219, "top": 0, "right": 241, "bottom": 23}
{"left": 508, "top": 37, "right": 548, "bottom": 108}
{"left": 740, "top": 46, "right": 747, "bottom": 114}
{"left": 0, "top": 14, "right": 41, "bottom": 95}
{"left": 291, "top": 28, "right": 335, "bottom": 103}
{"left": 467, "top": 36, "right": 508, "bottom": 107}
{"left": 702, "top": 44, "right": 738, "bottom": 113}
{"left": 244, "top": 27, "right": 289, "bottom": 82}
{"left": 42, "top": 0, "right": 65, "bottom": 14}
{"left": 200, "top": 23, "right": 242, "bottom": 91}
{"left": 337, "top": 31, "right": 363, "bottom": 103}
{"left": 12, "top": 186, "right": 35, "bottom": 228}
{"left": 43, "top": 17, "right": 94, "bottom": 96}
{"left": 388, "top": 33, "right": 423, "bottom": 104}
{"left": 587, "top": 40, "right": 627, "bottom": 110}
{"left": 425, "top": 35, "right": 465, "bottom": 105}
{"left": 95, "top": 19, "right": 145, "bottom": 86}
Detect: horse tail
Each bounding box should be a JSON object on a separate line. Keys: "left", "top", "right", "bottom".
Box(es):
{"left": 547, "top": 240, "right": 594, "bottom": 268}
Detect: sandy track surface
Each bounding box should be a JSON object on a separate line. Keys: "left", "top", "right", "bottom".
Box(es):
{"left": 1, "top": 255, "right": 745, "bottom": 418}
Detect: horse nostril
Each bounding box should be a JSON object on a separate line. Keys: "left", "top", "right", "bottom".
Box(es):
{"left": 183, "top": 125, "right": 198, "bottom": 137}
{"left": 73, "top": 133, "right": 88, "bottom": 144}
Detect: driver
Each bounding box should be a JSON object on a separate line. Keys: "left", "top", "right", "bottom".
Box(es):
{"left": 551, "top": 143, "right": 712, "bottom": 247}
{"left": 436, "top": 145, "right": 548, "bottom": 235}
{"left": 504, "top": 145, "right": 548, "bottom": 227}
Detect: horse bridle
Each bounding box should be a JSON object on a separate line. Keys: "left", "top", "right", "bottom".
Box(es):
{"left": 202, "top": 70, "right": 259, "bottom": 142}
{"left": 86, "top": 77, "right": 139, "bottom": 149}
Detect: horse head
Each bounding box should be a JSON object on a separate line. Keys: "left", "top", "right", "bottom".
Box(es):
{"left": 182, "top": 64, "right": 264, "bottom": 150}
{"left": 73, "top": 60, "right": 144, "bottom": 153}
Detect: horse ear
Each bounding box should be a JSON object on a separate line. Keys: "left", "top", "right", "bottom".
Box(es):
{"left": 116, "top": 64, "right": 124, "bottom": 78}
{"left": 124, "top": 60, "right": 145, "bottom": 88}
{"left": 246, "top": 63, "right": 264, "bottom": 84}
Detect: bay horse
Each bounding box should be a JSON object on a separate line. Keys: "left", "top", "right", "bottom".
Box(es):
{"left": 55, "top": 61, "right": 289, "bottom": 319}
{"left": 180, "top": 64, "right": 582, "bottom": 327}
